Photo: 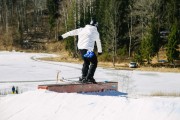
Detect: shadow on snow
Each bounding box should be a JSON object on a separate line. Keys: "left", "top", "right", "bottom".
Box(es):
{"left": 80, "top": 90, "right": 127, "bottom": 97}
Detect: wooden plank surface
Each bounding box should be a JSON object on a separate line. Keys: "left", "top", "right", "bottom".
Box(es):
{"left": 38, "top": 82, "right": 118, "bottom": 93}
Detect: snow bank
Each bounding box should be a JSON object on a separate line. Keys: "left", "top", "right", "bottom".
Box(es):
{"left": 0, "top": 90, "right": 180, "bottom": 120}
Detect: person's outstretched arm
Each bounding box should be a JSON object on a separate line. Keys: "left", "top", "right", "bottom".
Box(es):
{"left": 58, "top": 28, "right": 83, "bottom": 40}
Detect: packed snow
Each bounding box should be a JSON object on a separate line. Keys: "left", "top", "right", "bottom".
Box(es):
{"left": 0, "top": 51, "right": 180, "bottom": 120}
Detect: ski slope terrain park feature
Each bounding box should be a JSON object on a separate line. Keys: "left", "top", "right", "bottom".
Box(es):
{"left": 38, "top": 81, "right": 118, "bottom": 93}
{"left": 0, "top": 51, "right": 180, "bottom": 120}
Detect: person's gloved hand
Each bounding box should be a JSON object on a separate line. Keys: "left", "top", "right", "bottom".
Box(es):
{"left": 98, "top": 52, "right": 102, "bottom": 55}
{"left": 58, "top": 35, "right": 63, "bottom": 41}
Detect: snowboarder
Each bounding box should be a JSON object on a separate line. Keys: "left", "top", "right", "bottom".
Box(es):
{"left": 58, "top": 18, "right": 102, "bottom": 83}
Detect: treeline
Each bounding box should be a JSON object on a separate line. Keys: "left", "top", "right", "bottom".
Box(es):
{"left": 0, "top": 0, "right": 179, "bottom": 64}
{"left": 0, "top": 0, "right": 49, "bottom": 50}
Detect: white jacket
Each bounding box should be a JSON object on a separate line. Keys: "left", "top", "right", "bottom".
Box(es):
{"left": 62, "top": 25, "right": 102, "bottom": 53}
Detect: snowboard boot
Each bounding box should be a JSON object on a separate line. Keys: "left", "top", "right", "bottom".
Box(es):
{"left": 79, "top": 76, "right": 86, "bottom": 82}
{"left": 87, "top": 77, "right": 97, "bottom": 84}
{"left": 82, "top": 77, "right": 97, "bottom": 84}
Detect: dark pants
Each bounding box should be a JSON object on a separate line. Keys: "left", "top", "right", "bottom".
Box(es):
{"left": 79, "top": 49, "right": 98, "bottom": 79}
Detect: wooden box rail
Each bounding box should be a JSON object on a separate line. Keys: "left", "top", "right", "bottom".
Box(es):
{"left": 38, "top": 82, "right": 118, "bottom": 93}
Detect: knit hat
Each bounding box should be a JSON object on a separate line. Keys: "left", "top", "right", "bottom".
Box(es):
{"left": 90, "top": 18, "right": 98, "bottom": 27}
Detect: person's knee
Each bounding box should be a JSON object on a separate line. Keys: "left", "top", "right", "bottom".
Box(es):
{"left": 93, "top": 59, "right": 98, "bottom": 66}
{"left": 91, "top": 62, "right": 97, "bottom": 67}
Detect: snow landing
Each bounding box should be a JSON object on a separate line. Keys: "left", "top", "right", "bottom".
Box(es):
{"left": 0, "top": 90, "right": 180, "bottom": 120}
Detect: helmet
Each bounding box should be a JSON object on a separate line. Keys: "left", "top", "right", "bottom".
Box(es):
{"left": 90, "top": 18, "right": 98, "bottom": 27}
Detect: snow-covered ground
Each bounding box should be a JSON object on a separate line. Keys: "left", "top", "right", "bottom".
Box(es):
{"left": 0, "top": 51, "right": 180, "bottom": 120}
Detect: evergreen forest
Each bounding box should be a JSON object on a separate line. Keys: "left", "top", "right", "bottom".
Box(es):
{"left": 0, "top": 0, "right": 179, "bottom": 66}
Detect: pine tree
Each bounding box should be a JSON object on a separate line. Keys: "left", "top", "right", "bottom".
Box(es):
{"left": 47, "top": 0, "right": 58, "bottom": 30}
{"left": 47, "top": 0, "right": 59, "bottom": 40}
{"left": 166, "top": 20, "right": 179, "bottom": 64}
{"left": 140, "top": 17, "right": 160, "bottom": 64}
{"left": 64, "top": 0, "right": 76, "bottom": 54}
{"left": 140, "top": 32, "right": 153, "bottom": 64}
{"left": 150, "top": 17, "right": 160, "bottom": 58}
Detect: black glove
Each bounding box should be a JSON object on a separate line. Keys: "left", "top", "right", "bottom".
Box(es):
{"left": 98, "top": 52, "right": 102, "bottom": 55}
{"left": 58, "top": 35, "right": 63, "bottom": 41}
